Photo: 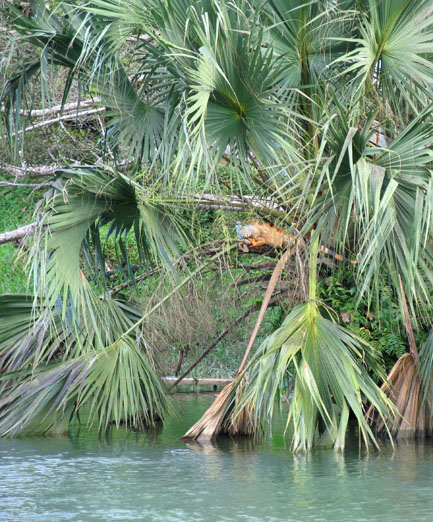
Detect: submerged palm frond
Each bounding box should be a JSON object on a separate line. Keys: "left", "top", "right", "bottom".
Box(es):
{"left": 227, "top": 240, "right": 395, "bottom": 451}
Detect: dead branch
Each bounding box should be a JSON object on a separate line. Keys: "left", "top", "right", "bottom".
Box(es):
{"left": 0, "top": 181, "right": 51, "bottom": 188}
{"left": 236, "top": 262, "right": 277, "bottom": 271}
{"left": 110, "top": 245, "right": 278, "bottom": 296}
{"left": 9, "top": 107, "right": 106, "bottom": 136}
{"left": 0, "top": 162, "right": 61, "bottom": 177}
{"left": 109, "top": 267, "right": 161, "bottom": 296}
{"left": 0, "top": 222, "right": 36, "bottom": 245}
{"left": 193, "top": 193, "right": 284, "bottom": 214}
{"left": 1, "top": 99, "right": 101, "bottom": 118}
{"left": 168, "top": 291, "right": 289, "bottom": 391}
{"left": 230, "top": 274, "right": 272, "bottom": 288}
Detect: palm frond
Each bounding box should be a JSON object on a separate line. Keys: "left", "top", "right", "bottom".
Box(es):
{"left": 32, "top": 165, "right": 186, "bottom": 312}
{"left": 236, "top": 301, "right": 394, "bottom": 451}
{"left": 0, "top": 334, "right": 170, "bottom": 436}
{"left": 337, "top": 0, "right": 433, "bottom": 115}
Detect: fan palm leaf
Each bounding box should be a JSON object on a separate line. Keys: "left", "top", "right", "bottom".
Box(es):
{"left": 0, "top": 334, "right": 170, "bottom": 436}
{"left": 235, "top": 299, "right": 394, "bottom": 451}
{"left": 223, "top": 240, "right": 395, "bottom": 451}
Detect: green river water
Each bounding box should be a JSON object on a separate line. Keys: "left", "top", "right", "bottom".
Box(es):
{"left": 1, "top": 393, "right": 433, "bottom": 521}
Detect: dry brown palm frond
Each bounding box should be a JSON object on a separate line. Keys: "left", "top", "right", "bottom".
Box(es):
{"left": 223, "top": 374, "right": 255, "bottom": 437}
{"left": 181, "top": 374, "right": 256, "bottom": 441}
{"left": 182, "top": 379, "right": 238, "bottom": 441}
{"left": 368, "top": 275, "right": 433, "bottom": 439}
{"left": 367, "top": 353, "right": 433, "bottom": 439}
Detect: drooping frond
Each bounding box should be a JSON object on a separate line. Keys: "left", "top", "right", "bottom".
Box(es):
{"left": 0, "top": 329, "right": 170, "bottom": 436}
{"left": 337, "top": 0, "right": 433, "bottom": 118}
{"left": 31, "top": 165, "right": 186, "bottom": 312}
{"left": 234, "top": 301, "right": 394, "bottom": 451}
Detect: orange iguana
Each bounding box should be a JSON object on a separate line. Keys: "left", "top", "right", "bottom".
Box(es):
{"left": 235, "top": 221, "right": 292, "bottom": 248}
{"left": 236, "top": 221, "right": 357, "bottom": 264}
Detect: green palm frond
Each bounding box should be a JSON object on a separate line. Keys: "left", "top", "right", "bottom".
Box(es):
{"left": 0, "top": 294, "right": 72, "bottom": 375}
{"left": 173, "top": 1, "right": 303, "bottom": 191}
{"left": 228, "top": 241, "right": 395, "bottom": 451}
{"left": 0, "top": 336, "right": 170, "bottom": 436}
{"left": 338, "top": 0, "right": 433, "bottom": 116}
{"left": 236, "top": 300, "right": 394, "bottom": 451}
{"left": 74, "top": 0, "right": 304, "bottom": 190}
{"left": 76, "top": 335, "right": 170, "bottom": 430}
{"left": 419, "top": 329, "right": 433, "bottom": 406}
{"left": 0, "top": 293, "right": 170, "bottom": 436}
{"left": 353, "top": 108, "right": 433, "bottom": 302}
{"left": 266, "top": 0, "right": 354, "bottom": 89}
{"left": 32, "top": 165, "right": 186, "bottom": 311}
{"left": 0, "top": 357, "right": 87, "bottom": 436}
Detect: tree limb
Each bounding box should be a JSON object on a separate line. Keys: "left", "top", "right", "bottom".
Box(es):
{"left": 168, "top": 291, "right": 288, "bottom": 391}
{"left": 1, "top": 99, "right": 101, "bottom": 118}
{"left": 0, "top": 162, "right": 61, "bottom": 177}
{"left": 0, "top": 181, "right": 51, "bottom": 188}
{"left": 10, "top": 107, "right": 106, "bottom": 136}
{"left": 0, "top": 223, "right": 36, "bottom": 245}
{"left": 230, "top": 274, "right": 272, "bottom": 288}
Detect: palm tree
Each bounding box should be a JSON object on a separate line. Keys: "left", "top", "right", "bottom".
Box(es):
{"left": 2, "top": 0, "right": 433, "bottom": 448}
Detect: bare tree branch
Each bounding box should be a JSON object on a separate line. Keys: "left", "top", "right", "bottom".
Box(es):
{"left": 193, "top": 193, "right": 284, "bottom": 214}
{"left": 0, "top": 223, "right": 36, "bottom": 245}
{"left": 1, "top": 99, "right": 101, "bottom": 118}
{"left": 0, "top": 181, "right": 50, "bottom": 188}
{"left": 0, "top": 162, "right": 60, "bottom": 177}
{"left": 9, "top": 107, "right": 106, "bottom": 136}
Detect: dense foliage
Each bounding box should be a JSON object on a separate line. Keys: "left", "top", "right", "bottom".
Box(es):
{"left": 2, "top": 0, "right": 433, "bottom": 449}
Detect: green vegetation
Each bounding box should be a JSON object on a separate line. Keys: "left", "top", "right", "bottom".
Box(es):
{"left": 2, "top": 0, "right": 433, "bottom": 450}
{"left": 0, "top": 188, "right": 35, "bottom": 293}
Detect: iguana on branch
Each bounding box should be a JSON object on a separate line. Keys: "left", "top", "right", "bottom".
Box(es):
{"left": 236, "top": 221, "right": 293, "bottom": 248}
{"left": 236, "top": 221, "right": 357, "bottom": 264}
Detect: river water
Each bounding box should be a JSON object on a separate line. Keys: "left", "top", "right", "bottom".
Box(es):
{"left": 1, "top": 394, "right": 433, "bottom": 521}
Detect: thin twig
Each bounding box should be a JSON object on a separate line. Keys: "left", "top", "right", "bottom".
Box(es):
{"left": 168, "top": 291, "right": 288, "bottom": 391}
{"left": 109, "top": 267, "right": 161, "bottom": 296}
{"left": 229, "top": 274, "right": 272, "bottom": 288}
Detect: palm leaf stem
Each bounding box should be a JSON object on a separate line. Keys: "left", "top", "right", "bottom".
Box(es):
{"left": 182, "top": 244, "right": 294, "bottom": 441}
{"left": 237, "top": 247, "right": 294, "bottom": 375}
{"left": 398, "top": 273, "right": 418, "bottom": 359}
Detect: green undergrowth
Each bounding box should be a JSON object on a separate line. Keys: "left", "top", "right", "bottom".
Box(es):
{"left": 318, "top": 264, "right": 428, "bottom": 376}
{"left": 0, "top": 186, "right": 38, "bottom": 293}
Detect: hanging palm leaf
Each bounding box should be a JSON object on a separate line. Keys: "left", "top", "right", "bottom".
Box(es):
{"left": 0, "top": 333, "right": 170, "bottom": 436}
{"left": 238, "top": 301, "right": 395, "bottom": 451}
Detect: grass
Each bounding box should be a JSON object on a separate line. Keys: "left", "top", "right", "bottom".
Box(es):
{"left": 0, "top": 186, "right": 37, "bottom": 293}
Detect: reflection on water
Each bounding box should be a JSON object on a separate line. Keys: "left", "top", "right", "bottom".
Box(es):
{"left": 1, "top": 394, "right": 433, "bottom": 521}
